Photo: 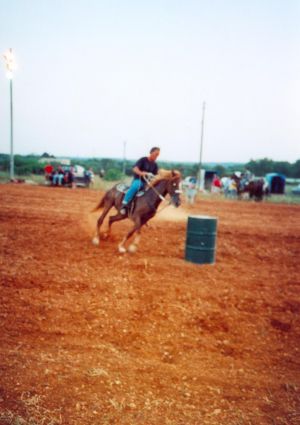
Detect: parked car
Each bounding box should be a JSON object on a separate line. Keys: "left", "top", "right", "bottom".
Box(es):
{"left": 62, "top": 165, "right": 94, "bottom": 187}
{"left": 291, "top": 184, "right": 300, "bottom": 195}
{"left": 45, "top": 164, "right": 93, "bottom": 188}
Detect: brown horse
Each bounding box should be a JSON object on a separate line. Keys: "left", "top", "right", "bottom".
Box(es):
{"left": 92, "top": 170, "right": 182, "bottom": 253}
{"left": 244, "top": 179, "right": 265, "bottom": 201}
{"left": 233, "top": 175, "right": 265, "bottom": 201}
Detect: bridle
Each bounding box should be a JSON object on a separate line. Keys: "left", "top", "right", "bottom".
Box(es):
{"left": 143, "top": 175, "right": 182, "bottom": 206}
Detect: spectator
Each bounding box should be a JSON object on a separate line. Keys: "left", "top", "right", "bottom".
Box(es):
{"left": 186, "top": 177, "right": 197, "bottom": 205}
{"left": 68, "top": 165, "right": 76, "bottom": 189}
{"left": 221, "top": 176, "right": 230, "bottom": 197}
{"left": 85, "top": 168, "right": 95, "bottom": 187}
{"left": 211, "top": 174, "right": 221, "bottom": 193}
{"left": 52, "top": 165, "right": 65, "bottom": 186}
{"left": 240, "top": 168, "right": 254, "bottom": 190}
{"left": 44, "top": 164, "right": 53, "bottom": 184}
{"left": 228, "top": 178, "right": 237, "bottom": 198}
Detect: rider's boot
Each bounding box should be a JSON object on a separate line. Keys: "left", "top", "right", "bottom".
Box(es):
{"left": 120, "top": 202, "right": 128, "bottom": 215}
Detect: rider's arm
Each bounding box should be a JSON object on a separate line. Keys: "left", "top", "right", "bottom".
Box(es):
{"left": 133, "top": 166, "right": 148, "bottom": 177}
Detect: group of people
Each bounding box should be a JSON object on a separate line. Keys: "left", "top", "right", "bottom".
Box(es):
{"left": 220, "top": 176, "right": 238, "bottom": 198}
{"left": 184, "top": 169, "right": 254, "bottom": 203}
{"left": 44, "top": 164, "right": 95, "bottom": 188}
{"left": 221, "top": 169, "right": 254, "bottom": 198}
{"left": 44, "top": 164, "right": 76, "bottom": 187}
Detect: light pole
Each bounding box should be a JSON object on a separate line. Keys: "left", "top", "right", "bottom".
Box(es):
{"left": 3, "top": 48, "right": 16, "bottom": 181}
{"left": 198, "top": 101, "right": 206, "bottom": 190}
{"left": 122, "top": 140, "right": 127, "bottom": 176}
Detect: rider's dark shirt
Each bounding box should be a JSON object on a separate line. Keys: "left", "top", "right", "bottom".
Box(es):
{"left": 133, "top": 157, "right": 158, "bottom": 179}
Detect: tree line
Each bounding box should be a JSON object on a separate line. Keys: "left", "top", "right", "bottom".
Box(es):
{"left": 0, "top": 154, "right": 299, "bottom": 180}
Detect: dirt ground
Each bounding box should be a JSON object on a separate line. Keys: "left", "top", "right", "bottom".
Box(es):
{"left": 0, "top": 184, "right": 299, "bottom": 425}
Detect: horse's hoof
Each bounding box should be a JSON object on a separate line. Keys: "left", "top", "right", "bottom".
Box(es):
{"left": 92, "top": 236, "right": 100, "bottom": 246}
{"left": 128, "top": 244, "right": 137, "bottom": 253}
{"left": 118, "top": 245, "right": 127, "bottom": 253}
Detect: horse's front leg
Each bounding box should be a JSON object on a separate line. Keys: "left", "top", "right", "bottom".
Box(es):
{"left": 128, "top": 231, "right": 141, "bottom": 253}
{"left": 118, "top": 219, "right": 141, "bottom": 253}
{"left": 92, "top": 204, "right": 112, "bottom": 246}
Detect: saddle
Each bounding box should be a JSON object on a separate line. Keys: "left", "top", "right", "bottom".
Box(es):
{"left": 116, "top": 183, "right": 146, "bottom": 198}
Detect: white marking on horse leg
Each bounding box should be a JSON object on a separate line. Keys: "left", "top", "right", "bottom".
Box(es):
{"left": 118, "top": 244, "right": 127, "bottom": 253}
{"left": 118, "top": 237, "right": 127, "bottom": 253}
{"left": 128, "top": 234, "right": 140, "bottom": 253}
{"left": 92, "top": 236, "right": 100, "bottom": 246}
{"left": 128, "top": 244, "right": 137, "bottom": 253}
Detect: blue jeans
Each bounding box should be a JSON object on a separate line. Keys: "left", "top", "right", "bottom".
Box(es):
{"left": 123, "top": 178, "right": 144, "bottom": 205}
{"left": 52, "top": 174, "right": 64, "bottom": 185}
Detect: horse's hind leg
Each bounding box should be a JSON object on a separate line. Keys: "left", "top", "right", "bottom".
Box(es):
{"left": 105, "top": 211, "right": 126, "bottom": 234}
{"left": 92, "top": 203, "right": 112, "bottom": 246}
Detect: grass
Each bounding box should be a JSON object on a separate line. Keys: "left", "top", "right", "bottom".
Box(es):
{"left": 0, "top": 172, "right": 45, "bottom": 185}
{"left": 266, "top": 185, "right": 300, "bottom": 205}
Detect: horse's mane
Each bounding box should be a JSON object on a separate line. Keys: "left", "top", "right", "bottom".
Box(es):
{"left": 149, "top": 169, "right": 181, "bottom": 187}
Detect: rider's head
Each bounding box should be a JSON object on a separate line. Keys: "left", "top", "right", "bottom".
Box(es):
{"left": 149, "top": 147, "right": 160, "bottom": 161}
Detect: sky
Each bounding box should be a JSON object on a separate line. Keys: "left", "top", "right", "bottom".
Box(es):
{"left": 0, "top": 0, "right": 299, "bottom": 163}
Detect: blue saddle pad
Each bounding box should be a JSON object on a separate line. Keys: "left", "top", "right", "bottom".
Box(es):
{"left": 116, "top": 183, "right": 145, "bottom": 197}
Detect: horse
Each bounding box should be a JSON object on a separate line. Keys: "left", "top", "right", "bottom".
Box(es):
{"left": 233, "top": 175, "right": 265, "bottom": 201}
{"left": 92, "top": 170, "right": 182, "bottom": 253}
{"left": 245, "top": 179, "right": 265, "bottom": 201}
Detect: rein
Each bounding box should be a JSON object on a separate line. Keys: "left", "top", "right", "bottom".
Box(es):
{"left": 143, "top": 175, "right": 166, "bottom": 202}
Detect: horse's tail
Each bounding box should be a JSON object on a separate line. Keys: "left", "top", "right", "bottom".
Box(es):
{"left": 91, "top": 196, "right": 105, "bottom": 212}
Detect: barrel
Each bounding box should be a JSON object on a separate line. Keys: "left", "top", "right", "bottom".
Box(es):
{"left": 185, "top": 215, "right": 218, "bottom": 264}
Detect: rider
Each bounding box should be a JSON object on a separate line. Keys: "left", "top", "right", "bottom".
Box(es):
{"left": 120, "top": 147, "right": 160, "bottom": 214}
{"left": 240, "top": 168, "right": 253, "bottom": 190}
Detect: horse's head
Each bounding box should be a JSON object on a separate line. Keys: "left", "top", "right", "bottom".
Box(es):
{"left": 166, "top": 170, "right": 182, "bottom": 207}
{"left": 150, "top": 169, "right": 182, "bottom": 207}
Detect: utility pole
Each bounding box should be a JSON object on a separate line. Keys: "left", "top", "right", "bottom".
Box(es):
{"left": 122, "top": 140, "right": 127, "bottom": 175}
{"left": 3, "top": 48, "right": 16, "bottom": 181}
{"left": 9, "top": 77, "right": 14, "bottom": 180}
{"left": 198, "top": 101, "right": 206, "bottom": 190}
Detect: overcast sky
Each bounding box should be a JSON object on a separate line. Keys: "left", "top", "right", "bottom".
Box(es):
{"left": 0, "top": 0, "right": 299, "bottom": 163}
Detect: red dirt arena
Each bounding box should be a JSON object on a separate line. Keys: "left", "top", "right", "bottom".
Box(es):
{"left": 0, "top": 184, "right": 299, "bottom": 425}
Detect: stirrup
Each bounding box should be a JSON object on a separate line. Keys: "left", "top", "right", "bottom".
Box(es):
{"left": 120, "top": 206, "right": 127, "bottom": 215}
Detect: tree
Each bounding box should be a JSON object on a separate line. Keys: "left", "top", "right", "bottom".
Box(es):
{"left": 104, "top": 168, "right": 123, "bottom": 181}
{"left": 214, "top": 165, "right": 226, "bottom": 177}
{"left": 246, "top": 158, "right": 274, "bottom": 176}
{"left": 292, "top": 160, "right": 300, "bottom": 178}
{"left": 275, "top": 162, "right": 291, "bottom": 176}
